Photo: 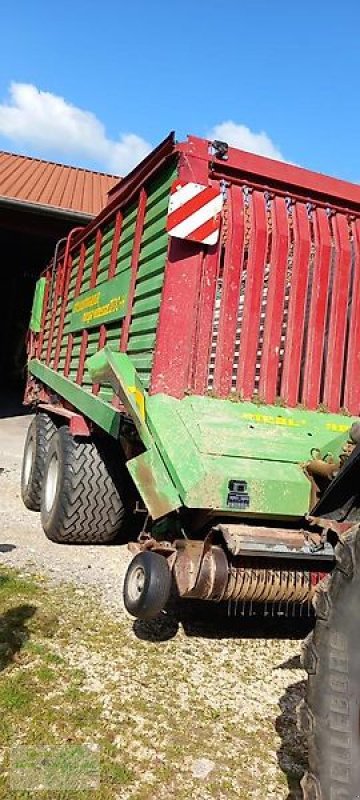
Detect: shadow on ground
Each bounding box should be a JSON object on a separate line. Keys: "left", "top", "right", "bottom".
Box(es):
{"left": 133, "top": 599, "right": 312, "bottom": 797}
{"left": 0, "top": 574, "right": 36, "bottom": 671}
{"left": 276, "top": 654, "right": 307, "bottom": 800}
{"left": 133, "top": 597, "right": 313, "bottom": 642}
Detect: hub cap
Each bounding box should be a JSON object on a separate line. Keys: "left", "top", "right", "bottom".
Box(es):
{"left": 23, "top": 435, "right": 34, "bottom": 487}
{"left": 127, "top": 565, "right": 146, "bottom": 603}
{"left": 45, "top": 453, "right": 59, "bottom": 512}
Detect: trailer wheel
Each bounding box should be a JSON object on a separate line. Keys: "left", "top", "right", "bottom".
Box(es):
{"left": 41, "top": 425, "right": 125, "bottom": 544}
{"left": 300, "top": 527, "right": 360, "bottom": 798}
{"left": 123, "top": 551, "right": 172, "bottom": 619}
{"left": 21, "top": 413, "right": 56, "bottom": 510}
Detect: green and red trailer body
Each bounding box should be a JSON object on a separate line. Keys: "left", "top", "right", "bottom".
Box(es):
{"left": 25, "top": 131, "right": 360, "bottom": 609}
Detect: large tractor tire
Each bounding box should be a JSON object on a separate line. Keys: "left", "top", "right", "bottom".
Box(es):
{"left": 21, "top": 412, "right": 56, "bottom": 510}
{"left": 41, "top": 425, "right": 125, "bottom": 544}
{"left": 300, "top": 526, "right": 360, "bottom": 798}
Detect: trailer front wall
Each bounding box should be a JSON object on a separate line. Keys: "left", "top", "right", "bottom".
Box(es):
{"left": 151, "top": 138, "right": 360, "bottom": 416}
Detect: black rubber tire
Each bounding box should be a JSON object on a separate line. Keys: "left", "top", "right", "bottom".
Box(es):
{"left": 40, "top": 425, "right": 125, "bottom": 544}
{"left": 300, "top": 526, "right": 360, "bottom": 799}
{"left": 123, "top": 551, "right": 172, "bottom": 619}
{"left": 21, "top": 413, "right": 56, "bottom": 511}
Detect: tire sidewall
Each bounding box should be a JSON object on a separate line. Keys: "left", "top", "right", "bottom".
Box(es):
{"left": 21, "top": 418, "right": 36, "bottom": 499}
{"left": 41, "top": 429, "right": 67, "bottom": 534}
{"left": 21, "top": 413, "right": 56, "bottom": 511}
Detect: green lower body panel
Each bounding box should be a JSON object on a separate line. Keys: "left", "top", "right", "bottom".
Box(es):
{"left": 86, "top": 349, "right": 357, "bottom": 521}
{"left": 127, "top": 448, "right": 181, "bottom": 519}
{"left": 30, "top": 351, "right": 357, "bottom": 522}
{"left": 28, "top": 359, "right": 120, "bottom": 437}
{"left": 144, "top": 393, "right": 355, "bottom": 519}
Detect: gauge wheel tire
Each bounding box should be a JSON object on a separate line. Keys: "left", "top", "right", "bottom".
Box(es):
{"left": 299, "top": 526, "right": 360, "bottom": 798}
{"left": 123, "top": 551, "right": 172, "bottom": 619}
{"left": 21, "top": 413, "right": 56, "bottom": 511}
{"left": 41, "top": 425, "right": 125, "bottom": 544}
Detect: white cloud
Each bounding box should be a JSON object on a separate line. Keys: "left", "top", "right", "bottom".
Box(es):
{"left": 207, "top": 120, "right": 285, "bottom": 162}
{"left": 0, "top": 82, "right": 152, "bottom": 174}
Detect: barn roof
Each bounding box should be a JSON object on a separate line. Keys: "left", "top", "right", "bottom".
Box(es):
{"left": 0, "top": 150, "right": 120, "bottom": 218}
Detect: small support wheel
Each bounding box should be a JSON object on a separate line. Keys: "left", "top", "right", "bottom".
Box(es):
{"left": 123, "top": 551, "right": 172, "bottom": 619}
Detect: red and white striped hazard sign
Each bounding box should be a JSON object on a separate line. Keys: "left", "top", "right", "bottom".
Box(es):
{"left": 166, "top": 180, "right": 224, "bottom": 246}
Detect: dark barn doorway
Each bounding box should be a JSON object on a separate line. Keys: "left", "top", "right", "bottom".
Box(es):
{"left": 0, "top": 205, "right": 86, "bottom": 416}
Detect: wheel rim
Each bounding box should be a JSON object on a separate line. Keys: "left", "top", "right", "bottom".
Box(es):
{"left": 127, "top": 565, "right": 146, "bottom": 603}
{"left": 44, "top": 452, "right": 59, "bottom": 512}
{"left": 23, "top": 435, "right": 34, "bottom": 487}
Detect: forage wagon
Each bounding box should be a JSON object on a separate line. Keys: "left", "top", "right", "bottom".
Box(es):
{"left": 22, "top": 132, "right": 360, "bottom": 798}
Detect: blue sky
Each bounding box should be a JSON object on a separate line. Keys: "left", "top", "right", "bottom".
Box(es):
{"left": 0, "top": 0, "right": 358, "bottom": 181}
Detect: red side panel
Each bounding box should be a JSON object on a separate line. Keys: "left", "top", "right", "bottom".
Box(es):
{"left": 90, "top": 229, "right": 103, "bottom": 288}
{"left": 150, "top": 145, "right": 208, "bottom": 397}
{"left": 92, "top": 324, "right": 107, "bottom": 396}
{"left": 236, "top": 191, "right": 268, "bottom": 398}
{"left": 301, "top": 209, "right": 332, "bottom": 409}
{"left": 344, "top": 219, "right": 360, "bottom": 411}
{"left": 258, "top": 197, "right": 289, "bottom": 403}
{"left": 45, "top": 257, "right": 63, "bottom": 365}
{"left": 120, "top": 189, "right": 147, "bottom": 352}
{"left": 322, "top": 214, "right": 352, "bottom": 412}
{"left": 77, "top": 229, "right": 103, "bottom": 386}
{"left": 192, "top": 247, "right": 219, "bottom": 394}
{"left": 280, "top": 203, "right": 311, "bottom": 406}
{"left": 108, "top": 211, "right": 123, "bottom": 279}
{"left": 93, "top": 212, "right": 123, "bottom": 395}
{"left": 150, "top": 239, "right": 204, "bottom": 397}
{"left": 53, "top": 228, "right": 83, "bottom": 371}
{"left": 64, "top": 242, "right": 86, "bottom": 378}
{"left": 212, "top": 186, "right": 245, "bottom": 396}
{"left": 37, "top": 265, "right": 51, "bottom": 359}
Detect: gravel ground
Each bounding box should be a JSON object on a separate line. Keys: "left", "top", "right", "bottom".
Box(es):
{"left": 0, "top": 413, "right": 310, "bottom": 798}
{"left": 0, "top": 413, "right": 132, "bottom": 610}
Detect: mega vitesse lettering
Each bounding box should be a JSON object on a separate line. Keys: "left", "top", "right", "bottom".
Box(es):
{"left": 69, "top": 272, "right": 130, "bottom": 332}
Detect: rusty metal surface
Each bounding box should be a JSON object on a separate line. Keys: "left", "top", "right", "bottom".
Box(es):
{"left": 137, "top": 527, "right": 332, "bottom": 608}
{"left": 214, "top": 523, "right": 314, "bottom": 555}
{"left": 0, "top": 150, "right": 119, "bottom": 216}
{"left": 172, "top": 538, "right": 322, "bottom": 605}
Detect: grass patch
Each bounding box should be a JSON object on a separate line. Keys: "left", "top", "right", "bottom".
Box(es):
{"left": 0, "top": 565, "right": 306, "bottom": 799}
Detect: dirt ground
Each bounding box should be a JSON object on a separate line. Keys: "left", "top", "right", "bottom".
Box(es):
{"left": 0, "top": 412, "right": 310, "bottom": 799}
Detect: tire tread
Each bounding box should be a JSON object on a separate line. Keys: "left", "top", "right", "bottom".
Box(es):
{"left": 42, "top": 426, "right": 125, "bottom": 544}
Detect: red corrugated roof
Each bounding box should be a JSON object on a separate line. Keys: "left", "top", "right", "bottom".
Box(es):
{"left": 0, "top": 150, "right": 120, "bottom": 216}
